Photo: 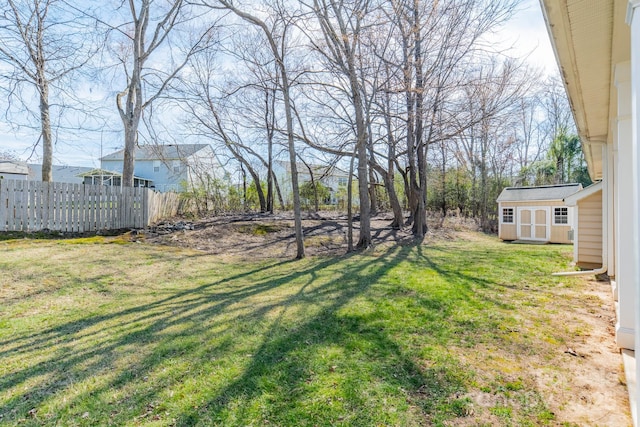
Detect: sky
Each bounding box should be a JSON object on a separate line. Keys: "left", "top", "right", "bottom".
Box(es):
{"left": 0, "top": 0, "right": 560, "bottom": 168}
{"left": 498, "top": 0, "right": 559, "bottom": 76}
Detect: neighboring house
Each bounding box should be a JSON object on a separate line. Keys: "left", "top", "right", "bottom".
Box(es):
{"left": 540, "top": 0, "right": 640, "bottom": 421}
{"left": 27, "top": 164, "right": 93, "bottom": 184}
{"left": 274, "top": 160, "right": 352, "bottom": 206}
{"left": 100, "top": 144, "right": 222, "bottom": 192}
{"left": 497, "top": 183, "right": 581, "bottom": 244}
{"left": 0, "top": 160, "right": 29, "bottom": 180}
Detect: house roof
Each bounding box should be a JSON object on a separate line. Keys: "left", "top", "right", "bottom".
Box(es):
{"left": 100, "top": 144, "right": 210, "bottom": 161}
{"left": 497, "top": 183, "right": 583, "bottom": 203}
{"left": 540, "top": 0, "right": 629, "bottom": 180}
{"left": 0, "top": 160, "right": 29, "bottom": 175}
{"left": 28, "top": 164, "right": 93, "bottom": 183}
{"left": 563, "top": 181, "right": 603, "bottom": 206}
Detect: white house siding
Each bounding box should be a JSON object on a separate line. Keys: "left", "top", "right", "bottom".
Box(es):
{"left": 626, "top": 0, "right": 640, "bottom": 376}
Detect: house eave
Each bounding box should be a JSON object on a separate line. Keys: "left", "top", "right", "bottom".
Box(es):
{"left": 563, "top": 181, "right": 603, "bottom": 206}
{"left": 539, "top": 0, "right": 630, "bottom": 181}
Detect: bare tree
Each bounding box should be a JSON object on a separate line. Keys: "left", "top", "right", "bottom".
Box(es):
{"left": 381, "top": 0, "right": 519, "bottom": 237}
{"left": 201, "top": 0, "right": 306, "bottom": 258}
{"left": 0, "top": 0, "right": 96, "bottom": 181}
{"left": 0, "top": 150, "right": 20, "bottom": 161}
{"left": 303, "top": 0, "right": 375, "bottom": 249}
{"left": 104, "top": 0, "right": 213, "bottom": 187}
{"left": 455, "top": 58, "right": 531, "bottom": 229}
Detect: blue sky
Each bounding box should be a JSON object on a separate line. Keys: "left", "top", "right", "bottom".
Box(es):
{"left": 0, "top": 0, "right": 559, "bottom": 168}
{"left": 499, "top": 0, "right": 558, "bottom": 75}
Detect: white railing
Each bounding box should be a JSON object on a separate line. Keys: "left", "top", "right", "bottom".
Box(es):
{"left": 0, "top": 179, "right": 180, "bottom": 233}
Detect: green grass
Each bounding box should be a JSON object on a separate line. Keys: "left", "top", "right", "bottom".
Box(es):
{"left": 0, "top": 234, "right": 589, "bottom": 426}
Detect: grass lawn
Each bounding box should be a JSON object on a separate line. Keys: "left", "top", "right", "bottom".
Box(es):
{"left": 0, "top": 232, "right": 625, "bottom": 426}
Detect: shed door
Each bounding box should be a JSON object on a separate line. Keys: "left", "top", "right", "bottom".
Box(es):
{"left": 517, "top": 207, "right": 550, "bottom": 241}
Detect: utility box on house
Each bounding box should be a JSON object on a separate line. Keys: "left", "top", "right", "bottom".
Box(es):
{"left": 497, "top": 184, "right": 582, "bottom": 244}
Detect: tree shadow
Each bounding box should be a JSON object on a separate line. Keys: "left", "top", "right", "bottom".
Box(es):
{"left": 0, "top": 243, "right": 477, "bottom": 426}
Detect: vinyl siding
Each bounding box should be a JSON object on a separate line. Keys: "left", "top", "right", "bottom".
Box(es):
{"left": 577, "top": 191, "right": 602, "bottom": 267}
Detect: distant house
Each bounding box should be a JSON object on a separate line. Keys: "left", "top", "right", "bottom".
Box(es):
{"left": 100, "top": 144, "right": 222, "bottom": 192}
{"left": 274, "top": 160, "right": 352, "bottom": 206}
{"left": 497, "top": 183, "right": 582, "bottom": 243}
{"left": 0, "top": 160, "right": 29, "bottom": 180}
{"left": 27, "top": 164, "right": 93, "bottom": 184}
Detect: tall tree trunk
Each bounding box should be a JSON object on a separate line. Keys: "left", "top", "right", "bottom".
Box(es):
{"left": 355, "top": 104, "right": 371, "bottom": 249}
{"left": 241, "top": 165, "right": 247, "bottom": 212}
{"left": 282, "top": 74, "right": 305, "bottom": 258}
{"left": 267, "top": 141, "right": 273, "bottom": 213}
{"left": 381, "top": 73, "right": 404, "bottom": 229}
{"left": 39, "top": 81, "right": 53, "bottom": 182}
{"left": 265, "top": 86, "right": 276, "bottom": 213}
{"left": 347, "top": 153, "right": 355, "bottom": 252}
{"left": 367, "top": 130, "right": 378, "bottom": 217}
{"left": 119, "top": 64, "right": 142, "bottom": 188}
{"left": 373, "top": 163, "right": 404, "bottom": 230}
{"left": 412, "top": 0, "right": 427, "bottom": 238}
{"left": 441, "top": 142, "right": 447, "bottom": 216}
{"left": 480, "top": 119, "right": 489, "bottom": 230}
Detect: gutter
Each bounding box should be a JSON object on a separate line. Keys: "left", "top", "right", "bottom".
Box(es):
{"left": 553, "top": 141, "right": 608, "bottom": 277}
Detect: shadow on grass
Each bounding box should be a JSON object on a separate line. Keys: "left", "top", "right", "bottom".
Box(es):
{"left": 0, "top": 242, "right": 475, "bottom": 426}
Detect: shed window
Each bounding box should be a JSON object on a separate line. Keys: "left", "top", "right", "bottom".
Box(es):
{"left": 554, "top": 207, "right": 568, "bottom": 225}
{"left": 502, "top": 208, "right": 514, "bottom": 224}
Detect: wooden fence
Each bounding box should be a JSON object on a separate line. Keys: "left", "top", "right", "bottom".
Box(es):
{"left": 0, "top": 178, "right": 181, "bottom": 233}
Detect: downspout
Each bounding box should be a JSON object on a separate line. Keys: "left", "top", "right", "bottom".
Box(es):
{"left": 553, "top": 141, "right": 608, "bottom": 276}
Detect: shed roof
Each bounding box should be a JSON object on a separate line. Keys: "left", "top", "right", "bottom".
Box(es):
{"left": 101, "top": 144, "right": 210, "bottom": 161}
{"left": 497, "top": 184, "right": 583, "bottom": 203}
{"left": 0, "top": 160, "right": 29, "bottom": 175}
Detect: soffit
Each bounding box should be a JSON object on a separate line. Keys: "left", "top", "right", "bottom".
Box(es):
{"left": 540, "top": 0, "right": 629, "bottom": 180}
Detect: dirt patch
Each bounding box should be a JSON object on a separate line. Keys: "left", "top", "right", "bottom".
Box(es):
{"left": 142, "top": 212, "right": 473, "bottom": 259}
{"left": 536, "top": 276, "right": 630, "bottom": 426}
{"left": 453, "top": 276, "right": 631, "bottom": 426}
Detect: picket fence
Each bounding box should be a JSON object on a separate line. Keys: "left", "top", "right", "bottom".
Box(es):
{"left": 0, "top": 178, "right": 181, "bottom": 233}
